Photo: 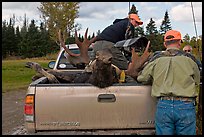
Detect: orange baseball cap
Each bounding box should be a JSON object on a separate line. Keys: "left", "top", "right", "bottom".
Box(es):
{"left": 129, "top": 13, "right": 143, "bottom": 25}
{"left": 164, "top": 30, "right": 183, "bottom": 42}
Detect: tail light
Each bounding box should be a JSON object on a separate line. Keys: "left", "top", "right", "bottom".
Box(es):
{"left": 24, "top": 94, "right": 34, "bottom": 122}
{"left": 25, "top": 104, "right": 34, "bottom": 115}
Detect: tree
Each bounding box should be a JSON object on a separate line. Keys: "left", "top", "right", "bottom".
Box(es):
{"left": 18, "top": 14, "right": 28, "bottom": 57}
{"left": 183, "top": 33, "right": 190, "bottom": 43}
{"left": 39, "top": 22, "right": 57, "bottom": 55}
{"left": 128, "top": 4, "right": 144, "bottom": 37}
{"left": 7, "top": 18, "right": 17, "bottom": 56}
{"left": 135, "top": 26, "right": 145, "bottom": 37}
{"left": 190, "top": 36, "right": 202, "bottom": 60}
{"left": 160, "top": 10, "right": 172, "bottom": 35}
{"left": 128, "top": 4, "right": 138, "bottom": 14}
{"left": 23, "top": 20, "right": 41, "bottom": 57}
{"left": 145, "top": 18, "right": 163, "bottom": 51}
{"left": 146, "top": 18, "right": 158, "bottom": 35}
{"left": 181, "top": 33, "right": 191, "bottom": 49}
{"left": 2, "top": 20, "right": 8, "bottom": 58}
{"left": 15, "top": 26, "right": 22, "bottom": 56}
{"left": 38, "top": 2, "right": 80, "bottom": 45}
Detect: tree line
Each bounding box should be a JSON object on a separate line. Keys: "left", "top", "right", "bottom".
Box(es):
{"left": 2, "top": 16, "right": 95, "bottom": 59}
{"left": 2, "top": 7, "right": 202, "bottom": 60}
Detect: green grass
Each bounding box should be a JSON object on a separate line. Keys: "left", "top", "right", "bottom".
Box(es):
{"left": 2, "top": 58, "right": 54, "bottom": 93}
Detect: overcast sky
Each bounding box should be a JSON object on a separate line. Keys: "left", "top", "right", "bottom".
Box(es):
{"left": 2, "top": 2, "right": 202, "bottom": 38}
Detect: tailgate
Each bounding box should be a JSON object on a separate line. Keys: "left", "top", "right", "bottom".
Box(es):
{"left": 35, "top": 84, "right": 156, "bottom": 131}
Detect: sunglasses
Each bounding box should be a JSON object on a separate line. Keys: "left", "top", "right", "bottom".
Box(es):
{"left": 184, "top": 50, "right": 191, "bottom": 52}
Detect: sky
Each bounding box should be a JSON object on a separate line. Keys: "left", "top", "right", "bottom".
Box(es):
{"left": 2, "top": 2, "right": 202, "bottom": 39}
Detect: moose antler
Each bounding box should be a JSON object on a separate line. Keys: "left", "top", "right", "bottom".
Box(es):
{"left": 58, "top": 28, "right": 97, "bottom": 66}
{"left": 125, "top": 41, "right": 151, "bottom": 79}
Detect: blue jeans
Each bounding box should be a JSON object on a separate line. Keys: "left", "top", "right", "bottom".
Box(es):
{"left": 155, "top": 99, "right": 196, "bottom": 135}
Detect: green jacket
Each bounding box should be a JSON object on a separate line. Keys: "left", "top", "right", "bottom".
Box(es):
{"left": 137, "top": 48, "right": 200, "bottom": 97}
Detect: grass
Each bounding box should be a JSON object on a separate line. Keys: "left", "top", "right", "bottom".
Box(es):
{"left": 2, "top": 53, "right": 58, "bottom": 93}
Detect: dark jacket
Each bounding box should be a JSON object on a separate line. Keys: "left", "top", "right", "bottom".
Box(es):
{"left": 97, "top": 18, "right": 135, "bottom": 43}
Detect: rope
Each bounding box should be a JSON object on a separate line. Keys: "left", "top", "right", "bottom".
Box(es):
{"left": 191, "top": 2, "right": 198, "bottom": 40}
{"left": 190, "top": 2, "right": 201, "bottom": 61}
{"left": 129, "top": 2, "right": 130, "bottom": 13}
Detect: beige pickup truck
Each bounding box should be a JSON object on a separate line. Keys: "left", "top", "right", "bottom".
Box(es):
{"left": 24, "top": 44, "right": 157, "bottom": 135}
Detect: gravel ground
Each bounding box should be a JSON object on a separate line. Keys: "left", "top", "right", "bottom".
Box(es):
{"left": 2, "top": 90, "right": 27, "bottom": 135}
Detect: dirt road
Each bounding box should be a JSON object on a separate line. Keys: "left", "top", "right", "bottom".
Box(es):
{"left": 2, "top": 90, "right": 27, "bottom": 135}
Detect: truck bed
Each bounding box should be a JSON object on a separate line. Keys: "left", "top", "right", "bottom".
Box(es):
{"left": 25, "top": 77, "right": 156, "bottom": 134}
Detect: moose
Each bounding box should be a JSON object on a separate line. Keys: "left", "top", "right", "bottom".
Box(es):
{"left": 26, "top": 28, "right": 151, "bottom": 88}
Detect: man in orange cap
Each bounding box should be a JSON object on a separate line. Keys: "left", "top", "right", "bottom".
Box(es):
{"left": 92, "top": 12, "right": 143, "bottom": 70}
{"left": 137, "top": 30, "right": 201, "bottom": 135}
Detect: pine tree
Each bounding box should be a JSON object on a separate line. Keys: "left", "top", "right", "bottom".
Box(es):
{"left": 15, "top": 26, "right": 22, "bottom": 56}
{"left": 160, "top": 10, "right": 172, "bottom": 34}
{"left": 7, "top": 18, "right": 17, "bottom": 56}
{"left": 128, "top": 4, "right": 144, "bottom": 38}
{"left": 19, "top": 14, "right": 28, "bottom": 58}
{"left": 145, "top": 18, "right": 163, "bottom": 51}
{"left": 146, "top": 18, "right": 158, "bottom": 35}
{"left": 40, "top": 22, "right": 59, "bottom": 56}
{"left": 128, "top": 4, "right": 138, "bottom": 14}
{"left": 2, "top": 20, "right": 8, "bottom": 58}
{"left": 135, "top": 27, "right": 145, "bottom": 37}
{"left": 183, "top": 33, "right": 190, "bottom": 43}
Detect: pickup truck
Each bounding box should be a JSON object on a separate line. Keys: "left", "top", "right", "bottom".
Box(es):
{"left": 24, "top": 44, "right": 157, "bottom": 135}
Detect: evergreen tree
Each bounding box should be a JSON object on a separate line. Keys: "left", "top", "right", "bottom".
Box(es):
{"left": 145, "top": 18, "right": 163, "bottom": 51}
{"left": 2, "top": 20, "right": 8, "bottom": 58}
{"left": 20, "top": 19, "right": 41, "bottom": 58}
{"left": 183, "top": 33, "right": 190, "bottom": 43}
{"left": 160, "top": 10, "right": 172, "bottom": 34}
{"left": 128, "top": 4, "right": 144, "bottom": 37}
{"left": 128, "top": 4, "right": 138, "bottom": 14}
{"left": 146, "top": 18, "right": 158, "bottom": 35}
{"left": 39, "top": 22, "right": 49, "bottom": 56}
{"left": 18, "top": 14, "right": 28, "bottom": 57}
{"left": 181, "top": 33, "right": 191, "bottom": 49}
{"left": 39, "top": 22, "right": 59, "bottom": 54}
{"left": 15, "top": 26, "right": 22, "bottom": 56}
{"left": 135, "top": 27, "right": 145, "bottom": 37}
{"left": 7, "top": 18, "right": 17, "bottom": 56}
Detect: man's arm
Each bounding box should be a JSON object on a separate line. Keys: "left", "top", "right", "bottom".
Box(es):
{"left": 137, "top": 61, "right": 154, "bottom": 84}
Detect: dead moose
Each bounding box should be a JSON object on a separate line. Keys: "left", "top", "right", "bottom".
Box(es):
{"left": 26, "top": 28, "right": 151, "bottom": 88}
